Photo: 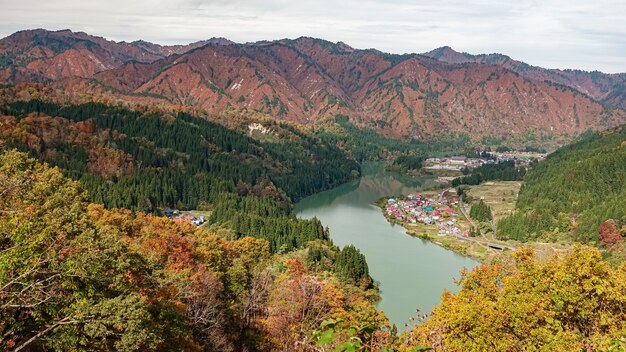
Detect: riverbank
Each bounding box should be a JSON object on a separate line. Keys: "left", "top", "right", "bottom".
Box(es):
{"left": 377, "top": 182, "right": 522, "bottom": 263}
{"left": 377, "top": 181, "right": 575, "bottom": 264}
{"left": 376, "top": 191, "right": 503, "bottom": 263}
{"left": 295, "top": 162, "right": 478, "bottom": 330}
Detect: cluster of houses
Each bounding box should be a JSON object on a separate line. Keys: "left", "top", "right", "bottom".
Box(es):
{"left": 424, "top": 152, "right": 542, "bottom": 173}
{"left": 384, "top": 192, "right": 467, "bottom": 237}
{"left": 423, "top": 156, "right": 475, "bottom": 172}
{"left": 163, "top": 208, "right": 206, "bottom": 226}
{"left": 492, "top": 151, "right": 545, "bottom": 165}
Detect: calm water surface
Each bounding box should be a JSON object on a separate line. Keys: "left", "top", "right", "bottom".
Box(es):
{"left": 294, "top": 163, "right": 478, "bottom": 330}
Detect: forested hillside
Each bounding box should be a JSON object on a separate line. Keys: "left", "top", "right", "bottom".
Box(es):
{"left": 0, "top": 100, "right": 359, "bottom": 251}
{"left": 315, "top": 115, "right": 470, "bottom": 161}
{"left": 0, "top": 151, "right": 390, "bottom": 351}
{"left": 451, "top": 160, "right": 527, "bottom": 187}
{"left": 410, "top": 246, "right": 626, "bottom": 350}
{"left": 497, "top": 127, "right": 626, "bottom": 256}
{"left": 5, "top": 153, "right": 623, "bottom": 351}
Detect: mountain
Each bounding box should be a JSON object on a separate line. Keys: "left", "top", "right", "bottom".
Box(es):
{"left": 2, "top": 30, "right": 626, "bottom": 352}
{"left": 1, "top": 30, "right": 625, "bottom": 142}
{"left": 0, "top": 29, "right": 230, "bottom": 83}
{"left": 423, "top": 46, "right": 626, "bottom": 110}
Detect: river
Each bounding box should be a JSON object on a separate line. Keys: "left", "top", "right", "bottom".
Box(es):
{"left": 294, "top": 162, "right": 479, "bottom": 330}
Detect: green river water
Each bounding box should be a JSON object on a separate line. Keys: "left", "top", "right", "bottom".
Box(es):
{"left": 294, "top": 163, "right": 479, "bottom": 330}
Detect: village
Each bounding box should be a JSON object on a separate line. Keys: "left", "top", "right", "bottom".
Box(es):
{"left": 163, "top": 208, "right": 207, "bottom": 226}
{"left": 384, "top": 191, "right": 468, "bottom": 238}
{"left": 422, "top": 150, "right": 543, "bottom": 175}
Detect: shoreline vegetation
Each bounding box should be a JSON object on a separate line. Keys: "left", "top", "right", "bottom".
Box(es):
{"left": 0, "top": 150, "right": 391, "bottom": 351}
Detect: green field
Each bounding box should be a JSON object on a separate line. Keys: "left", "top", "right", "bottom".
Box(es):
{"left": 466, "top": 181, "right": 521, "bottom": 221}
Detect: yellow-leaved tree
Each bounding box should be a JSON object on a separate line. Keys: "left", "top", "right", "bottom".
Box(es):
{"left": 408, "top": 246, "right": 626, "bottom": 351}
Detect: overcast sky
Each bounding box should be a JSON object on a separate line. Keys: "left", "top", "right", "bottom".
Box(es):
{"left": 1, "top": 0, "right": 624, "bottom": 73}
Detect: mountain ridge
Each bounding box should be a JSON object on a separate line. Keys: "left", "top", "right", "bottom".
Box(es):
{"left": 422, "top": 45, "right": 626, "bottom": 110}
{"left": 1, "top": 29, "right": 625, "bottom": 143}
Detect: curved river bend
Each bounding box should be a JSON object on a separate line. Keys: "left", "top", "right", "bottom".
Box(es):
{"left": 295, "top": 163, "right": 478, "bottom": 330}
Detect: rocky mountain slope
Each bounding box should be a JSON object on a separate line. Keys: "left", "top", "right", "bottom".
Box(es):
{"left": 423, "top": 46, "right": 626, "bottom": 110}
{"left": 0, "top": 29, "right": 230, "bottom": 83}
{"left": 1, "top": 29, "right": 624, "bottom": 142}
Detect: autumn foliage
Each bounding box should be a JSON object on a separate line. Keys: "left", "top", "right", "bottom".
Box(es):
{"left": 0, "top": 113, "right": 136, "bottom": 176}
{"left": 0, "top": 151, "right": 387, "bottom": 351}
{"left": 598, "top": 219, "right": 624, "bottom": 248}
{"left": 408, "top": 246, "right": 626, "bottom": 351}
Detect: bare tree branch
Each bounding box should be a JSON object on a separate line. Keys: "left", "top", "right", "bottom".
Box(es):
{"left": 12, "top": 316, "right": 78, "bottom": 352}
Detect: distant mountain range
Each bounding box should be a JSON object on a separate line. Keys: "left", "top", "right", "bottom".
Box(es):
{"left": 422, "top": 46, "right": 626, "bottom": 110}
{"left": 1, "top": 29, "right": 625, "bottom": 141}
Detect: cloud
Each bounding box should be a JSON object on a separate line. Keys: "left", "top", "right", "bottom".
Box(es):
{"left": 0, "top": 0, "right": 624, "bottom": 73}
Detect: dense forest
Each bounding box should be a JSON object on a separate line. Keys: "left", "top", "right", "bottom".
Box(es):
{"left": 4, "top": 151, "right": 625, "bottom": 351}
{"left": 2, "top": 100, "right": 359, "bottom": 205}
{"left": 495, "top": 145, "right": 547, "bottom": 153}
{"left": 450, "top": 160, "right": 526, "bottom": 187}
{"left": 385, "top": 154, "right": 427, "bottom": 174}
{"left": 0, "top": 151, "right": 392, "bottom": 351}
{"left": 333, "top": 245, "right": 372, "bottom": 288}
{"left": 470, "top": 200, "right": 492, "bottom": 223}
{"left": 315, "top": 115, "right": 470, "bottom": 161}
{"left": 0, "top": 100, "right": 361, "bottom": 252}
{"left": 497, "top": 127, "right": 626, "bottom": 256}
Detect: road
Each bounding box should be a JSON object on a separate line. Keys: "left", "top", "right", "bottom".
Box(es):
{"left": 459, "top": 200, "right": 515, "bottom": 251}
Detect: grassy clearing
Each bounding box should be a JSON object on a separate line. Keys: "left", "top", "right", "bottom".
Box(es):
{"left": 182, "top": 210, "right": 212, "bottom": 217}
{"left": 422, "top": 168, "right": 464, "bottom": 177}
{"left": 464, "top": 181, "right": 574, "bottom": 262}
{"left": 465, "top": 181, "right": 521, "bottom": 221}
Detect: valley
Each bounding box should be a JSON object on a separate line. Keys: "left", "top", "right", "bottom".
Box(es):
{"left": 1, "top": 26, "right": 626, "bottom": 352}
{"left": 295, "top": 163, "right": 478, "bottom": 330}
